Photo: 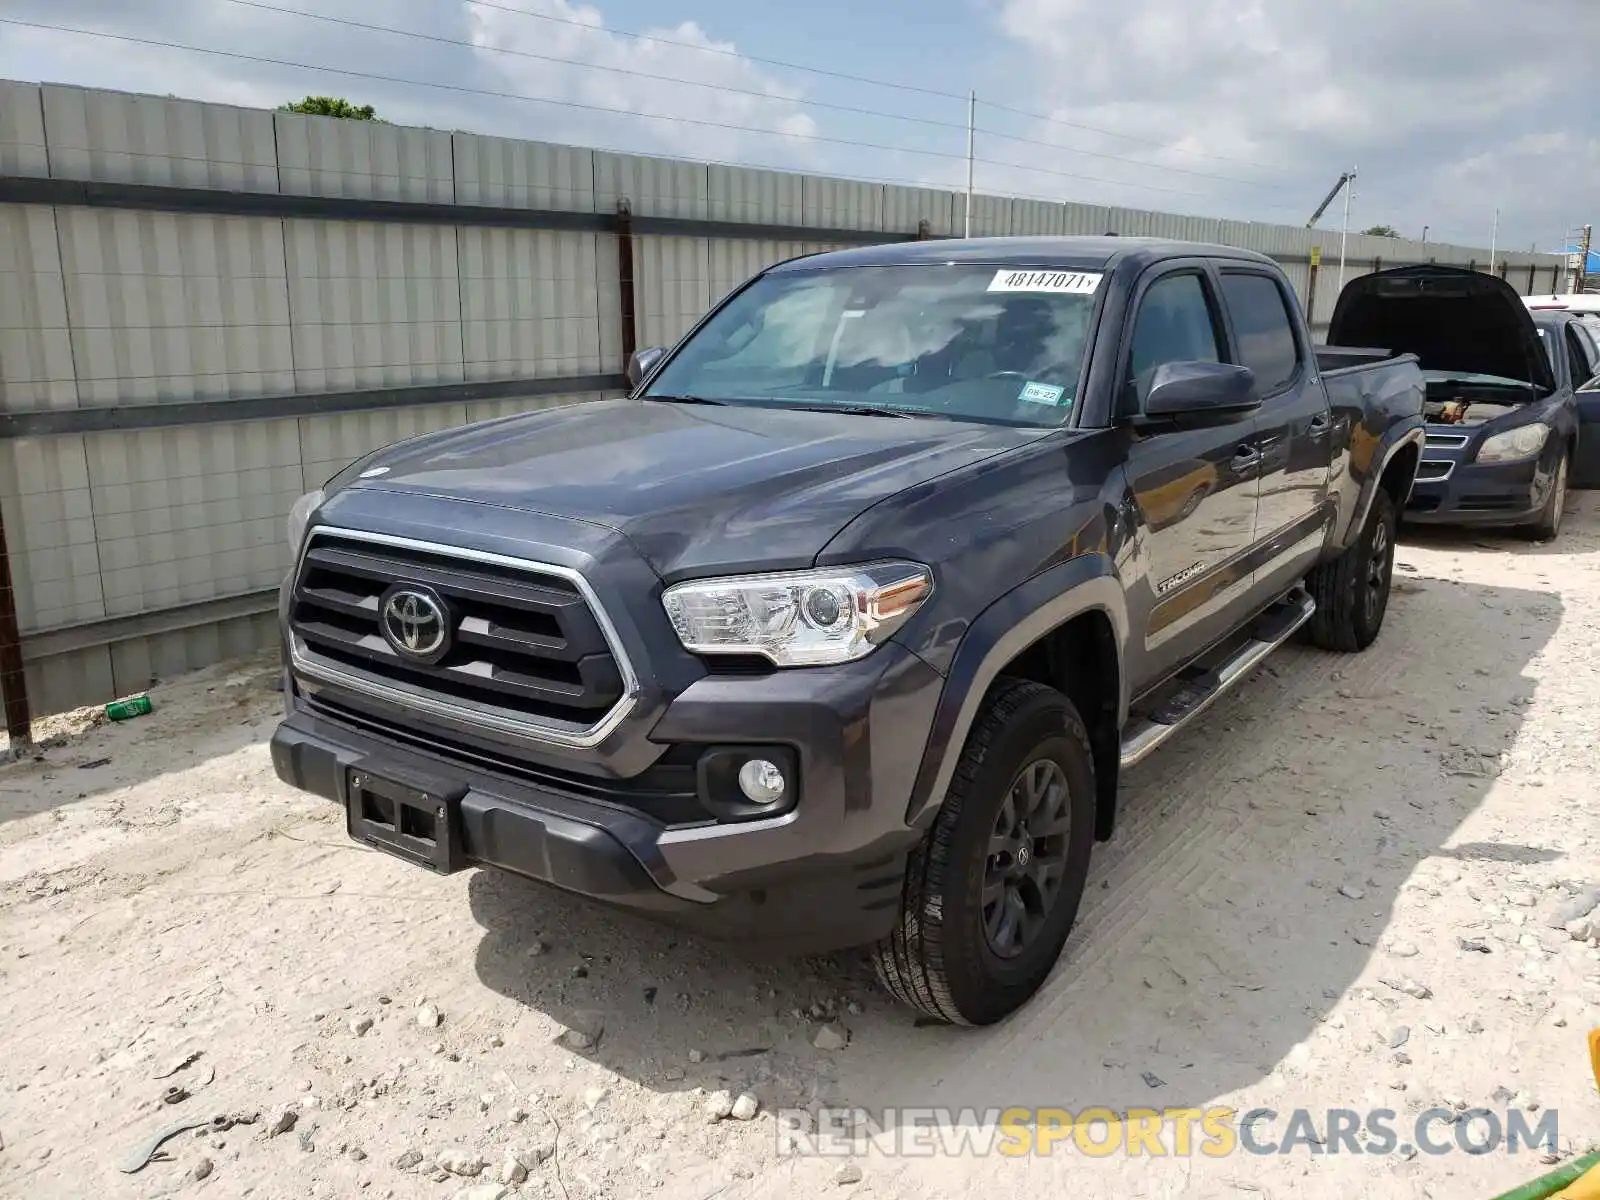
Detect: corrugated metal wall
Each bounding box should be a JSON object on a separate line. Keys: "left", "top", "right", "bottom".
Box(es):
{"left": 0, "top": 80, "right": 1568, "bottom": 716}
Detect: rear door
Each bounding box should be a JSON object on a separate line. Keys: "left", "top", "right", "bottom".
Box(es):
{"left": 1216, "top": 268, "right": 1332, "bottom": 586}
{"left": 1119, "top": 264, "right": 1261, "bottom": 692}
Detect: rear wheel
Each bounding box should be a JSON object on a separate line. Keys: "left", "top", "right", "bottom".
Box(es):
{"left": 1306, "top": 487, "right": 1397, "bottom": 652}
{"left": 1524, "top": 449, "right": 1569, "bottom": 541}
{"left": 872, "top": 679, "right": 1096, "bottom": 1026}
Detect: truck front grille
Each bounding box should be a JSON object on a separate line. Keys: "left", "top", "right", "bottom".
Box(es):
{"left": 288, "top": 529, "right": 635, "bottom": 747}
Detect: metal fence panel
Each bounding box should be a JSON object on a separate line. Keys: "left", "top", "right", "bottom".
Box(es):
{"left": 284, "top": 219, "right": 462, "bottom": 393}
{"left": 709, "top": 165, "right": 804, "bottom": 225}
{"left": 41, "top": 84, "right": 278, "bottom": 191}
{"left": 55, "top": 208, "right": 295, "bottom": 406}
{"left": 1010, "top": 199, "right": 1066, "bottom": 237}
{"left": 883, "top": 185, "right": 956, "bottom": 237}
{"left": 707, "top": 239, "right": 810, "bottom": 306}
{"left": 452, "top": 134, "right": 595, "bottom": 212}
{"left": 956, "top": 193, "right": 1005, "bottom": 237}
{"left": 802, "top": 176, "right": 883, "bottom": 231}
{"left": 83, "top": 418, "right": 304, "bottom": 618}
{"left": 0, "top": 204, "right": 75, "bottom": 413}
{"left": 109, "top": 608, "right": 278, "bottom": 701}
{"left": 0, "top": 80, "right": 47, "bottom": 176}
{"left": 593, "top": 152, "right": 709, "bottom": 218}
{"left": 636, "top": 235, "right": 711, "bottom": 348}
{"left": 0, "top": 434, "right": 103, "bottom": 632}
{"left": 274, "top": 110, "right": 453, "bottom": 203}
{"left": 25, "top": 644, "right": 114, "bottom": 718}
{"left": 459, "top": 228, "right": 604, "bottom": 380}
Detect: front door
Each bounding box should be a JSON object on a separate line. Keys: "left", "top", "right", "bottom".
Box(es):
{"left": 1217, "top": 267, "right": 1333, "bottom": 589}
{"left": 1570, "top": 322, "right": 1600, "bottom": 488}
{"left": 1120, "top": 266, "right": 1261, "bottom": 694}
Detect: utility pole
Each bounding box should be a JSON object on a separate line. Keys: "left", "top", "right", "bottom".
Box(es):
{"left": 1489, "top": 207, "right": 1499, "bottom": 274}
{"left": 1579, "top": 224, "right": 1593, "bottom": 294}
{"left": 1337, "top": 165, "right": 1357, "bottom": 292}
{"left": 964, "top": 90, "right": 976, "bottom": 239}
{"left": 1421, "top": 225, "right": 1429, "bottom": 244}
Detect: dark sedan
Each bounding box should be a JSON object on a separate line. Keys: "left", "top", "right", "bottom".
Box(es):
{"left": 1330, "top": 268, "right": 1592, "bottom": 540}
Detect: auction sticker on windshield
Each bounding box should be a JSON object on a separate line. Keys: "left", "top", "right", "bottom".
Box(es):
{"left": 987, "top": 269, "right": 1103, "bottom": 294}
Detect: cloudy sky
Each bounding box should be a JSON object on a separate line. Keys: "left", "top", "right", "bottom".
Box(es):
{"left": 1, "top": 0, "right": 1594, "bottom": 251}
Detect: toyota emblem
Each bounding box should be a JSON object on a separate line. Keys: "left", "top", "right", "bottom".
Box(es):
{"left": 380, "top": 586, "right": 450, "bottom": 661}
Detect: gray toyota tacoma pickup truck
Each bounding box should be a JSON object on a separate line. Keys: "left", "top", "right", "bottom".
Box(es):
{"left": 271, "top": 239, "right": 1531, "bottom": 1025}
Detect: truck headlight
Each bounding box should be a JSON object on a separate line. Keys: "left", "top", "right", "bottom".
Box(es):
{"left": 286, "top": 489, "right": 324, "bottom": 553}
{"left": 1477, "top": 423, "right": 1550, "bottom": 463}
{"left": 662, "top": 562, "right": 933, "bottom": 667}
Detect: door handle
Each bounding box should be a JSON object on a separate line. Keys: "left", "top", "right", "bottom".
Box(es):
{"left": 1232, "top": 444, "right": 1262, "bottom": 469}
{"left": 1308, "top": 413, "right": 1331, "bottom": 433}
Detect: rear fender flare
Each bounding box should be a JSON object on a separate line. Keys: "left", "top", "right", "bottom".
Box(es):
{"left": 903, "top": 555, "right": 1128, "bottom": 830}
{"left": 1342, "top": 425, "right": 1423, "bottom": 548}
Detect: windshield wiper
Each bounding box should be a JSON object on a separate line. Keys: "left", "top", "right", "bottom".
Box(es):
{"left": 784, "top": 403, "right": 926, "bottom": 419}
{"left": 642, "top": 393, "right": 731, "bottom": 406}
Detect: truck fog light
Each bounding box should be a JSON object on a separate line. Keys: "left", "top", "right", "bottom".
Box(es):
{"left": 737, "top": 759, "right": 787, "bottom": 804}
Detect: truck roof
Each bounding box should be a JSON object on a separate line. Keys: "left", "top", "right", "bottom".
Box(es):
{"left": 766, "top": 235, "right": 1281, "bottom": 274}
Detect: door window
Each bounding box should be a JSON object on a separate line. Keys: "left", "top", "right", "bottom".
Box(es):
{"left": 1124, "top": 272, "right": 1223, "bottom": 410}
{"left": 1220, "top": 272, "right": 1302, "bottom": 394}
{"left": 1566, "top": 323, "right": 1598, "bottom": 387}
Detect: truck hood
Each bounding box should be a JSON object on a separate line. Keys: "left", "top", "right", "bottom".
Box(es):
{"left": 338, "top": 397, "right": 1048, "bottom": 579}
{"left": 1329, "top": 266, "right": 1557, "bottom": 394}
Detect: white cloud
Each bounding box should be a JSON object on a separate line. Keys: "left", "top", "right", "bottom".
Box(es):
{"left": 0, "top": 0, "right": 824, "bottom": 168}
{"left": 986, "top": 0, "right": 1600, "bottom": 246}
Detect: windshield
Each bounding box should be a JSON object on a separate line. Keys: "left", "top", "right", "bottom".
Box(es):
{"left": 643, "top": 264, "right": 1102, "bottom": 427}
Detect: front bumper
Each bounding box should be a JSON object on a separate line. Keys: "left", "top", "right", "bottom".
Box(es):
{"left": 272, "top": 641, "right": 943, "bottom": 953}
{"left": 1405, "top": 446, "right": 1550, "bottom": 526}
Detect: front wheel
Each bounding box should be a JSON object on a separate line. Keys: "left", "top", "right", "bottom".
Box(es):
{"left": 1305, "top": 487, "right": 1397, "bottom": 652}
{"left": 1524, "top": 449, "right": 1569, "bottom": 542}
{"left": 871, "top": 679, "right": 1096, "bottom": 1026}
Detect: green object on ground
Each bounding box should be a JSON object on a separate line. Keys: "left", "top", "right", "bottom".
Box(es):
{"left": 105, "top": 694, "right": 153, "bottom": 721}
{"left": 1489, "top": 1151, "right": 1600, "bottom": 1200}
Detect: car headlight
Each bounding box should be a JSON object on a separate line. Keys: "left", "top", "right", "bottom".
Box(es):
{"left": 662, "top": 562, "right": 933, "bottom": 667}
{"left": 1477, "top": 423, "right": 1550, "bottom": 463}
{"left": 286, "top": 489, "right": 324, "bottom": 553}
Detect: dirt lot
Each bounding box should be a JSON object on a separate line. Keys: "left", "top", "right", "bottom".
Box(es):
{"left": 5, "top": 503, "right": 1600, "bottom": 1200}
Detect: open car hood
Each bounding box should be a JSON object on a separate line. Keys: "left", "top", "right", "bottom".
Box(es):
{"left": 1328, "top": 265, "right": 1557, "bottom": 394}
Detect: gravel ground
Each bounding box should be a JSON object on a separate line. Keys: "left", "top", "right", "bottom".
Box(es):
{"left": 5, "top": 500, "right": 1600, "bottom": 1200}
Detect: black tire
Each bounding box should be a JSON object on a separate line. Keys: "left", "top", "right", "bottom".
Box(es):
{"left": 1306, "top": 486, "right": 1397, "bottom": 652}
{"left": 1523, "top": 449, "right": 1569, "bottom": 542}
{"left": 871, "top": 679, "right": 1096, "bottom": 1026}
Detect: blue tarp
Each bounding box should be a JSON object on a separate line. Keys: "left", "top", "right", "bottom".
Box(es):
{"left": 1550, "top": 247, "right": 1600, "bottom": 271}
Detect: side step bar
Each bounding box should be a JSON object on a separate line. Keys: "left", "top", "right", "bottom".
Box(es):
{"left": 1118, "top": 588, "right": 1316, "bottom": 769}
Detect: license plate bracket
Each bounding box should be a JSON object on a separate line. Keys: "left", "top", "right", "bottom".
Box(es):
{"left": 346, "top": 765, "right": 465, "bottom": 874}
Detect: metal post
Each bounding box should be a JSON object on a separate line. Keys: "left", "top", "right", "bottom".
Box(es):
{"left": 0, "top": 496, "right": 32, "bottom": 757}
{"left": 964, "top": 91, "right": 976, "bottom": 239}
{"left": 1305, "top": 251, "right": 1321, "bottom": 329}
{"left": 1421, "top": 225, "right": 1429, "bottom": 244}
{"left": 616, "top": 199, "right": 636, "bottom": 370}
{"left": 1336, "top": 165, "right": 1356, "bottom": 291}
{"left": 1580, "top": 225, "right": 1593, "bottom": 294}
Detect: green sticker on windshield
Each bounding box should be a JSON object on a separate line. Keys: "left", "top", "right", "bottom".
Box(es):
{"left": 1019, "top": 381, "right": 1067, "bottom": 406}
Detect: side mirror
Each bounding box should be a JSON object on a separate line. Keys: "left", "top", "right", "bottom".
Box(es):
{"left": 626, "top": 346, "right": 667, "bottom": 389}
{"left": 1143, "top": 361, "right": 1259, "bottom": 421}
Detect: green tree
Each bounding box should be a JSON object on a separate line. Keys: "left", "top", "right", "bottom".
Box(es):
{"left": 281, "top": 96, "right": 378, "bottom": 121}
{"left": 1361, "top": 224, "right": 1401, "bottom": 238}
